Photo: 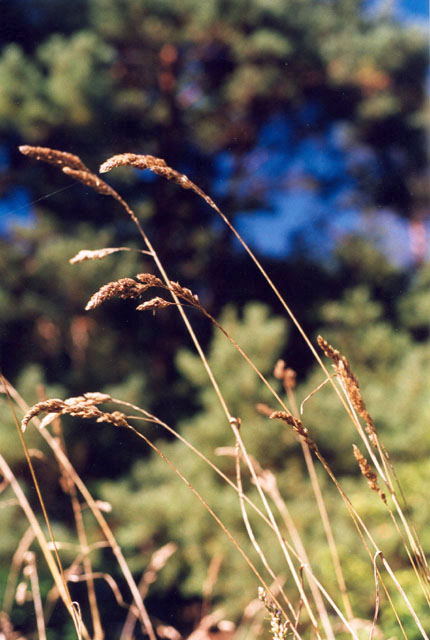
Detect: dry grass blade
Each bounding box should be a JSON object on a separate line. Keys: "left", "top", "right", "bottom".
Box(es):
{"left": 23, "top": 551, "right": 46, "bottom": 640}
{"left": 2, "top": 378, "right": 156, "bottom": 640}
{"left": 120, "top": 543, "right": 178, "bottom": 640}
{"left": 0, "top": 454, "right": 84, "bottom": 639}
{"left": 370, "top": 552, "right": 383, "bottom": 640}
{"left": 115, "top": 420, "right": 302, "bottom": 640}
{"left": 3, "top": 527, "right": 36, "bottom": 616}
{"left": 19, "top": 145, "right": 89, "bottom": 171}
{"left": 233, "top": 443, "right": 298, "bottom": 625}
{"left": 1, "top": 373, "right": 85, "bottom": 638}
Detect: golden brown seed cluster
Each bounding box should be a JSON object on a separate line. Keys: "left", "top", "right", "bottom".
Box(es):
{"left": 353, "top": 445, "right": 386, "bottom": 503}
{"left": 136, "top": 297, "right": 173, "bottom": 312}
{"left": 85, "top": 273, "right": 200, "bottom": 313}
{"left": 21, "top": 393, "right": 128, "bottom": 432}
{"left": 317, "top": 336, "right": 377, "bottom": 446}
{"left": 19, "top": 145, "right": 89, "bottom": 171}
{"left": 100, "top": 153, "right": 219, "bottom": 213}
{"left": 62, "top": 167, "right": 119, "bottom": 198}
{"left": 85, "top": 278, "right": 147, "bottom": 310}
{"left": 269, "top": 411, "right": 316, "bottom": 451}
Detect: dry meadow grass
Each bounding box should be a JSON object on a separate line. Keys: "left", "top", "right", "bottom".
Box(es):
{"left": 0, "top": 145, "right": 428, "bottom": 640}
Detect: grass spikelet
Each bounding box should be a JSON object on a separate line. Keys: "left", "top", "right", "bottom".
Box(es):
{"left": 100, "top": 153, "right": 168, "bottom": 172}
{"left": 135, "top": 297, "right": 173, "bottom": 312}
{"left": 20, "top": 393, "right": 124, "bottom": 432}
{"left": 136, "top": 273, "right": 164, "bottom": 287}
{"left": 168, "top": 281, "right": 200, "bottom": 306}
{"left": 269, "top": 411, "right": 316, "bottom": 451}
{"left": 353, "top": 445, "right": 386, "bottom": 503}
{"left": 62, "top": 167, "right": 118, "bottom": 198}
{"left": 19, "top": 145, "right": 89, "bottom": 171}
{"left": 70, "top": 247, "right": 140, "bottom": 263}
{"left": 317, "top": 335, "right": 377, "bottom": 445}
{"left": 85, "top": 277, "right": 145, "bottom": 310}
{"left": 99, "top": 153, "right": 219, "bottom": 211}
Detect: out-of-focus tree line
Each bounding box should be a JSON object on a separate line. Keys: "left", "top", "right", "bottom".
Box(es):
{"left": 0, "top": 0, "right": 428, "bottom": 637}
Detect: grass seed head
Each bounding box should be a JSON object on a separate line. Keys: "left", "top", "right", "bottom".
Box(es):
{"left": 62, "top": 167, "right": 119, "bottom": 198}
{"left": 318, "top": 335, "right": 378, "bottom": 446}
{"left": 353, "top": 445, "right": 386, "bottom": 503}
{"left": 135, "top": 297, "right": 173, "bottom": 312}
{"left": 86, "top": 278, "right": 145, "bottom": 310}
{"left": 19, "top": 145, "right": 88, "bottom": 171}
{"left": 99, "top": 153, "right": 219, "bottom": 212}
{"left": 70, "top": 248, "right": 131, "bottom": 264}
{"left": 270, "top": 411, "right": 316, "bottom": 450}
{"left": 21, "top": 395, "right": 127, "bottom": 432}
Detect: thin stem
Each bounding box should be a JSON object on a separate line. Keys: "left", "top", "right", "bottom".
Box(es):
{"left": 24, "top": 551, "right": 47, "bottom": 640}
{"left": 287, "top": 386, "right": 353, "bottom": 621}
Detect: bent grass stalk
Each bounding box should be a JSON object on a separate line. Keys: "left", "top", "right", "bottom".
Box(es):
{"left": 20, "top": 146, "right": 323, "bottom": 633}
{"left": 13, "top": 146, "right": 429, "bottom": 638}
{"left": 1, "top": 379, "right": 156, "bottom": 640}
{"left": 8, "top": 381, "right": 357, "bottom": 637}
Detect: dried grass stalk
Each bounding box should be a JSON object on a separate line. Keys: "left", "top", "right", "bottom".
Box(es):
{"left": 353, "top": 445, "right": 386, "bottom": 503}
{"left": 19, "top": 145, "right": 88, "bottom": 171}
{"left": 317, "top": 336, "right": 377, "bottom": 445}
{"left": 256, "top": 402, "right": 275, "bottom": 417}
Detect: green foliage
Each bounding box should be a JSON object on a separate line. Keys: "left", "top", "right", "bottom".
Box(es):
{"left": 0, "top": 33, "right": 113, "bottom": 140}
{"left": 397, "top": 263, "right": 430, "bottom": 333}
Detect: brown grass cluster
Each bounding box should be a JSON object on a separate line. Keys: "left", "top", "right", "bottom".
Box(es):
{"left": 2, "top": 144, "right": 426, "bottom": 640}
